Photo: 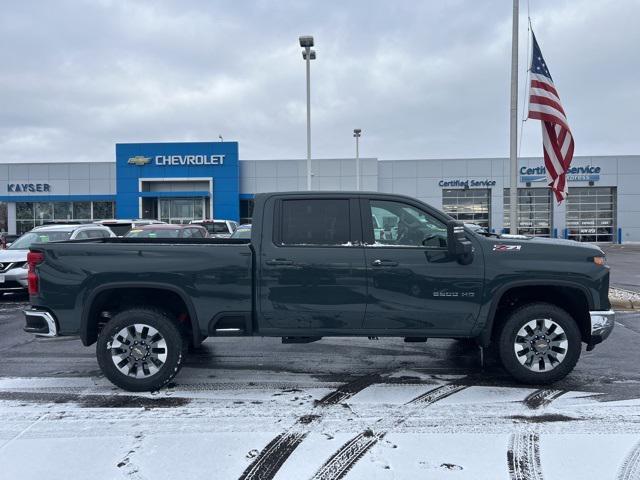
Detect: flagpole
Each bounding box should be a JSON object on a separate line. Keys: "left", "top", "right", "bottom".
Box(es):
{"left": 509, "top": 0, "right": 519, "bottom": 234}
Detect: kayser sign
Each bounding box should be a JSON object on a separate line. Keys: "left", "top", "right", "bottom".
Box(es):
{"left": 7, "top": 183, "right": 51, "bottom": 193}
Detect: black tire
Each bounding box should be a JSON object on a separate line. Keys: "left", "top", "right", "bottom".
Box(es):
{"left": 498, "top": 302, "right": 581, "bottom": 385}
{"left": 97, "top": 307, "right": 186, "bottom": 392}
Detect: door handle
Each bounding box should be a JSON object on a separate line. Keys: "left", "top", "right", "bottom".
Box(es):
{"left": 371, "top": 259, "right": 398, "bottom": 267}
{"left": 266, "top": 259, "right": 294, "bottom": 266}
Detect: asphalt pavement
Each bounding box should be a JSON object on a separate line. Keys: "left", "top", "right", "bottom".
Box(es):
{"left": 1, "top": 292, "right": 639, "bottom": 479}
{"left": 1, "top": 292, "right": 639, "bottom": 400}
{"left": 602, "top": 243, "right": 640, "bottom": 292}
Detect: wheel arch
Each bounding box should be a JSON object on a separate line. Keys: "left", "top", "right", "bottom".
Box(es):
{"left": 479, "top": 280, "right": 593, "bottom": 347}
{"left": 81, "top": 282, "right": 201, "bottom": 347}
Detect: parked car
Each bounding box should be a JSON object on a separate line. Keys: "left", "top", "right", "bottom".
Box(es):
{"left": 190, "top": 219, "right": 238, "bottom": 238}
{"left": 1, "top": 224, "right": 115, "bottom": 294}
{"left": 125, "top": 224, "right": 208, "bottom": 239}
{"left": 23, "top": 191, "right": 613, "bottom": 391}
{"left": 93, "top": 219, "right": 165, "bottom": 237}
{"left": 230, "top": 224, "right": 252, "bottom": 239}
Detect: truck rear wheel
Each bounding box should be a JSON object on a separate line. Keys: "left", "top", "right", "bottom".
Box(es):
{"left": 97, "top": 307, "right": 185, "bottom": 392}
{"left": 497, "top": 302, "right": 581, "bottom": 384}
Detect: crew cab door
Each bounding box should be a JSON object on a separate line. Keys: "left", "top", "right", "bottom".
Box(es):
{"left": 361, "top": 197, "right": 484, "bottom": 334}
{"left": 258, "top": 196, "right": 367, "bottom": 331}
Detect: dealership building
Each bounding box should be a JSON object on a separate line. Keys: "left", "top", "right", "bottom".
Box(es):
{"left": 0, "top": 141, "right": 639, "bottom": 243}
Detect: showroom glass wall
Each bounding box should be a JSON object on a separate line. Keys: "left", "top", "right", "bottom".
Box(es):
{"left": 503, "top": 188, "right": 553, "bottom": 237}
{"left": 442, "top": 189, "right": 491, "bottom": 228}
{"left": 15, "top": 201, "right": 115, "bottom": 234}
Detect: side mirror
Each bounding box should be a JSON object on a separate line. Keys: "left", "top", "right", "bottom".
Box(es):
{"left": 447, "top": 220, "right": 473, "bottom": 262}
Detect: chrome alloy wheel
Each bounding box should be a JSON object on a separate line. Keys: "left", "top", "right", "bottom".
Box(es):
{"left": 109, "top": 324, "right": 168, "bottom": 378}
{"left": 514, "top": 318, "right": 568, "bottom": 372}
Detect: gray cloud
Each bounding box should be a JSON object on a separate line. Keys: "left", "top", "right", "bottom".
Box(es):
{"left": 0, "top": 0, "right": 638, "bottom": 163}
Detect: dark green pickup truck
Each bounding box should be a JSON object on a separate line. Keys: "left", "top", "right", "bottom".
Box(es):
{"left": 23, "top": 192, "right": 614, "bottom": 391}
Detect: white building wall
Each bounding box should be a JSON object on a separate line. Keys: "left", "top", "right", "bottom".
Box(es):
{"left": 239, "top": 158, "right": 378, "bottom": 194}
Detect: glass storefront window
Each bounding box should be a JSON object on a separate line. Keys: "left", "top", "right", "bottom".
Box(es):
{"left": 74, "top": 202, "right": 92, "bottom": 220}
{"left": 567, "top": 187, "right": 616, "bottom": 243}
{"left": 240, "top": 199, "right": 254, "bottom": 224}
{"left": 13, "top": 201, "right": 116, "bottom": 234}
{"left": 0, "top": 202, "right": 7, "bottom": 232}
{"left": 53, "top": 202, "right": 73, "bottom": 221}
{"left": 442, "top": 189, "right": 491, "bottom": 228}
{"left": 93, "top": 201, "right": 114, "bottom": 220}
{"left": 504, "top": 188, "right": 553, "bottom": 237}
{"left": 159, "top": 198, "right": 206, "bottom": 224}
{"left": 16, "top": 202, "right": 34, "bottom": 220}
{"left": 34, "top": 202, "right": 53, "bottom": 225}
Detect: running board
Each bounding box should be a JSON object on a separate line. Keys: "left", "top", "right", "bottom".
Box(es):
{"left": 282, "top": 336, "right": 322, "bottom": 344}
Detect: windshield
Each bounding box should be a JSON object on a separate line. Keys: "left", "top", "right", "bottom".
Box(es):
{"left": 231, "top": 227, "right": 252, "bottom": 239}
{"left": 9, "top": 231, "right": 73, "bottom": 249}
{"left": 126, "top": 228, "right": 182, "bottom": 238}
{"left": 203, "top": 223, "right": 229, "bottom": 234}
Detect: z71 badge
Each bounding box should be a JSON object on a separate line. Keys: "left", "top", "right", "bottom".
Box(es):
{"left": 493, "top": 244, "right": 522, "bottom": 252}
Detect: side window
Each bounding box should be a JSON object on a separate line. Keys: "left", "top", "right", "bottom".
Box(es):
{"left": 190, "top": 228, "right": 204, "bottom": 238}
{"left": 368, "top": 200, "right": 447, "bottom": 248}
{"left": 74, "top": 230, "right": 89, "bottom": 240}
{"left": 86, "top": 230, "right": 106, "bottom": 238}
{"left": 182, "top": 228, "right": 194, "bottom": 238}
{"left": 280, "top": 199, "right": 350, "bottom": 246}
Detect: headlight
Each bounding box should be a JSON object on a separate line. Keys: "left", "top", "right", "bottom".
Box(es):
{"left": 593, "top": 256, "right": 606, "bottom": 266}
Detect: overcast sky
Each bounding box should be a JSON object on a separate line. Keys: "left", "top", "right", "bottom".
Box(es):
{"left": 1, "top": 0, "right": 638, "bottom": 164}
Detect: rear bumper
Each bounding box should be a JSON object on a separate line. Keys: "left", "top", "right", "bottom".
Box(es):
{"left": 588, "top": 310, "right": 615, "bottom": 348}
{"left": 23, "top": 309, "right": 58, "bottom": 337}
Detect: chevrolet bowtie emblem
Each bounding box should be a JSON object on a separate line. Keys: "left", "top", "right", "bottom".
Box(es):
{"left": 127, "top": 156, "right": 151, "bottom": 166}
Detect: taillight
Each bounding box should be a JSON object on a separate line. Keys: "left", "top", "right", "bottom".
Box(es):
{"left": 27, "top": 251, "right": 44, "bottom": 295}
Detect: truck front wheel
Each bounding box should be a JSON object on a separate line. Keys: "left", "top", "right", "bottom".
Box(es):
{"left": 97, "top": 307, "right": 186, "bottom": 392}
{"left": 497, "top": 302, "right": 581, "bottom": 384}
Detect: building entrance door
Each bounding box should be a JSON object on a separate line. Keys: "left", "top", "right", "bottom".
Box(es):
{"left": 567, "top": 187, "right": 616, "bottom": 242}
{"left": 159, "top": 198, "right": 206, "bottom": 224}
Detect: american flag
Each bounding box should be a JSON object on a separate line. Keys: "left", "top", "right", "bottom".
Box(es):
{"left": 527, "top": 31, "right": 574, "bottom": 203}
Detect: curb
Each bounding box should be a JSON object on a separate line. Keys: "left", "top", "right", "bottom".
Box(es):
{"left": 610, "top": 298, "right": 636, "bottom": 311}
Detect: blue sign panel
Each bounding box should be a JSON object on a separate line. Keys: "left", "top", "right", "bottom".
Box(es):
{"left": 115, "top": 142, "right": 239, "bottom": 220}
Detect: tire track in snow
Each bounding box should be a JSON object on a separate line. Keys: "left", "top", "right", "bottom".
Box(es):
{"left": 524, "top": 389, "right": 565, "bottom": 409}
{"left": 507, "top": 432, "right": 544, "bottom": 480}
{"left": 237, "top": 374, "right": 381, "bottom": 480}
{"left": 310, "top": 384, "right": 468, "bottom": 480}
{"left": 618, "top": 440, "right": 640, "bottom": 480}
{"left": 315, "top": 373, "right": 382, "bottom": 406}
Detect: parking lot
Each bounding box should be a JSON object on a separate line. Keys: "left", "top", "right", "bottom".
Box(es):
{"left": 0, "top": 292, "right": 639, "bottom": 479}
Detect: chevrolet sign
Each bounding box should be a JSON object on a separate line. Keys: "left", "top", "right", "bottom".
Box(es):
{"left": 128, "top": 156, "right": 151, "bottom": 166}
{"left": 155, "top": 155, "right": 224, "bottom": 166}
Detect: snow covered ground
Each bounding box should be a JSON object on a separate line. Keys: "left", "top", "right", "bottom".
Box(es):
{"left": 0, "top": 370, "right": 639, "bottom": 480}
{"left": 1, "top": 295, "right": 639, "bottom": 479}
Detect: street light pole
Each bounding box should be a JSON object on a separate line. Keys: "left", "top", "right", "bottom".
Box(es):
{"left": 353, "top": 129, "right": 362, "bottom": 190}
{"left": 299, "top": 36, "right": 316, "bottom": 191}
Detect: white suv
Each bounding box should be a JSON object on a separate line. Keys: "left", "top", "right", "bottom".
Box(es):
{"left": 0, "top": 224, "right": 115, "bottom": 294}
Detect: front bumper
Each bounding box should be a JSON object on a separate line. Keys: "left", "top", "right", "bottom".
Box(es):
{"left": 588, "top": 310, "right": 615, "bottom": 349}
{"left": 23, "top": 310, "right": 58, "bottom": 337}
{"left": 0, "top": 267, "right": 28, "bottom": 292}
